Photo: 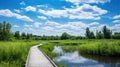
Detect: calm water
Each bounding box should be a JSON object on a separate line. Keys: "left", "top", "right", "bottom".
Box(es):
{"left": 53, "top": 46, "right": 120, "bottom": 67}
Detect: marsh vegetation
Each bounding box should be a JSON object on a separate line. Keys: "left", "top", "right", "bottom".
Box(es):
{"left": 0, "top": 41, "right": 39, "bottom": 67}
{"left": 40, "top": 40, "right": 120, "bottom": 67}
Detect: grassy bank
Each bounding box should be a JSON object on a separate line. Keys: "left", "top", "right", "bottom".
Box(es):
{"left": 0, "top": 40, "right": 39, "bottom": 67}
{"left": 78, "top": 40, "right": 120, "bottom": 56}
{"left": 40, "top": 39, "right": 120, "bottom": 58}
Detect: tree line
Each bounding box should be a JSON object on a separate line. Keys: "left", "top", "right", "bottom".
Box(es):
{"left": 85, "top": 26, "right": 112, "bottom": 39}
{"left": 0, "top": 21, "right": 120, "bottom": 41}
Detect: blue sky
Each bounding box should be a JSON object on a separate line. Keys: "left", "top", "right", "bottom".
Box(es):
{"left": 0, "top": 0, "right": 120, "bottom": 36}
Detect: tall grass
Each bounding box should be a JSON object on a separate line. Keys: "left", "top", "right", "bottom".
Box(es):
{"left": 78, "top": 40, "right": 120, "bottom": 56}
{"left": 0, "top": 41, "right": 39, "bottom": 67}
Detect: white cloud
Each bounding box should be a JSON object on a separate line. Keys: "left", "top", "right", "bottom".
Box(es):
{"left": 113, "top": 14, "right": 120, "bottom": 19}
{"left": 24, "top": 24, "right": 33, "bottom": 28}
{"left": 38, "top": 4, "right": 107, "bottom": 20}
{"left": 13, "top": 25, "right": 20, "bottom": 28}
{"left": 45, "top": 21, "right": 60, "bottom": 26}
{"left": 65, "top": 0, "right": 110, "bottom": 5}
{"left": 36, "top": 5, "right": 48, "bottom": 8}
{"left": 37, "top": 16, "right": 47, "bottom": 20}
{"left": 57, "top": 22, "right": 88, "bottom": 30}
{"left": 0, "top": 9, "right": 13, "bottom": 17}
{"left": 111, "top": 14, "right": 120, "bottom": 32}
{"left": 0, "top": 9, "right": 33, "bottom": 22}
{"left": 45, "top": 21, "right": 88, "bottom": 31}
{"left": 34, "top": 22, "right": 42, "bottom": 28}
{"left": 65, "top": 0, "right": 80, "bottom": 5}
{"left": 23, "top": 24, "right": 35, "bottom": 32}
{"left": 42, "top": 26, "right": 53, "bottom": 31}
{"left": 20, "top": 1, "right": 26, "bottom": 6}
{"left": 111, "top": 24, "right": 120, "bottom": 32}
{"left": 25, "top": 6, "right": 36, "bottom": 12}
{"left": 24, "top": 22, "right": 42, "bottom": 29}
{"left": 14, "top": 9, "right": 20, "bottom": 13}
{"left": 67, "top": 4, "right": 107, "bottom": 20}
{"left": 113, "top": 14, "right": 120, "bottom": 24}
{"left": 14, "top": 14, "right": 33, "bottom": 22}
{"left": 113, "top": 20, "right": 120, "bottom": 23}
{"left": 89, "top": 22, "right": 100, "bottom": 26}
{"left": 38, "top": 9, "right": 68, "bottom": 18}
{"left": 23, "top": 27, "right": 34, "bottom": 31}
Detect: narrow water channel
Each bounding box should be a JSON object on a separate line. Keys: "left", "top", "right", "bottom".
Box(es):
{"left": 52, "top": 46, "right": 120, "bottom": 67}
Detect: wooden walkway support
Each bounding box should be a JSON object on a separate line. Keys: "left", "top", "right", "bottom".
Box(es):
{"left": 25, "top": 44, "right": 57, "bottom": 67}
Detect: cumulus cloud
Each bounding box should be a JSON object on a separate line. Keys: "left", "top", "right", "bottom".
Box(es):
{"left": 89, "top": 22, "right": 100, "bottom": 26}
{"left": 113, "top": 14, "right": 120, "bottom": 24}
{"left": 34, "top": 22, "right": 42, "bottom": 28}
{"left": 57, "top": 22, "right": 88, "bottom": 30}
{"left": 25, "top": 6, "right": 36, "bottom": 12}
{"left": 13, "top": 25, "right": 20, "bottom": 28}
{"left": 23, "top": 24, "right": 34, "bottom": 32}
{"left": 65, "top": 0, "right": 110, "bottom": 5}
{"left": 36, "top": 5, "right": 48, "bottom": 8}
{"left": 37, "top": 16, "right": 47, "bottom": 20}
{"left": 20, "top": 1, "right": 26, "bottom": 6}
{"left": 113, "top": 14, "right": 120, "bottom": 19}
{"left": 111, "top": 24, "right": 120, "bottom": 33}
{"left": 38, "top": 4, "right": 107, "bottom": 20}
{"left": 14, "top": 9, "right": 20, "bottom": 13}
{"left": 24, "top": 22, "right": 42, "bottom": 28}
{"left": 45, "top": 21, "right": 60, "bottom": 26}
{"left": 24, "top": 24, "right": 33, "bottom": 28}
{"left": 42, "top": 26, "right": 54, "bottom": 31}
{"left": 111, "top": 14, "right": 120, "bottom": 32}
{"left": 113, "top": 20, "right": 120, "bottom": 23}
{"left": 44, "top": 21, "right": 87, "bottom": 35}
{"left": 38, "top": 9, "right": 68, "bottom": 18}
{"left": 45, "top": 21, "right": 88, "bottom": 31}
{"left": 67, "top": 4, "right": 107, "bottom": 20}
{"left": 0, "top": 9, "right": 33, "bottom": 22}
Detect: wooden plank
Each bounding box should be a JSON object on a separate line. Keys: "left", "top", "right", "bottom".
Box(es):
{"left": 25, "top": 44, "right": 55, "bottom": 67}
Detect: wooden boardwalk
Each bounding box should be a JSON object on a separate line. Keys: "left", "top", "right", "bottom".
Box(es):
{"left": 25, "top": 44, "right": 56, "bottom": 67}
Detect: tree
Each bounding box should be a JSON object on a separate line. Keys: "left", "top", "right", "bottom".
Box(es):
{"left": 54, "top": 36, "right": 60, "bottom": 40}
{"left": 26, "top": 33, "right": 30, "bottom": 39}
{"left": 96, "top": 31, "right": 104, "bottom": 39}
{"left": 0, "top": 21, "right": 13, "bottom": 41}
{"left": 0, "top": 23, "right": 2, "bottom": 40}
{"left": 61, "top": 32, "right": 70, "bottom": 40}
{"left": 112, "top": 32, "right": 120, "bottom": 39}
{"left": 21, "top": 32, "right": 26, "bottom": 40}
{"left": 90, "top": 32, "right": 95, "bottom": 39}
{"left": 86, "top": 27, "right": 91, "bottom": 39}
{"left": 14, "top": 31, "right": 21, "bottom": 39}
{"left": 102, "top": 26, "right": 112, "bottom": 39}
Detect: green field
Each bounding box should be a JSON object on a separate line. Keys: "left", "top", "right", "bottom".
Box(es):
{"left": 0, "top": 39, "right": 120, "bottom": 67}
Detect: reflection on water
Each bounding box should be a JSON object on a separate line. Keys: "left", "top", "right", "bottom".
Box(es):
{"left": 53, "top": 46, "right": 120, "bottom": 67}
{"left": 52, "top": 46, "right": 63, "bottom": 55}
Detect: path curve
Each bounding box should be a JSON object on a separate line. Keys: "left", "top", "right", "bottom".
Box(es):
{"left": 25, "top": 44, "right": 56, "bottom": 67}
